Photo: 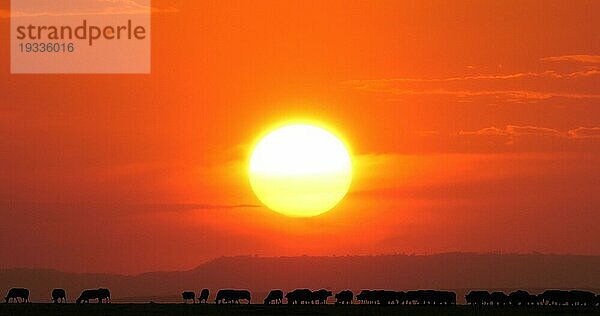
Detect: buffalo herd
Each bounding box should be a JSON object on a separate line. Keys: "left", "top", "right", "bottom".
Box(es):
{"left": 4, "top": 287, "right": 600, "bottom": 306}
{"left": 356, "top": 290, "right": 456, "bottom": 305}
{"left": 466, "top": 289, "right": 599, "bottom": 306}
{"left": 285, "top": 289, "right": 333, "bottom": 304}
{"left": 3, "top": 288, "right": 110, "bottom": 304}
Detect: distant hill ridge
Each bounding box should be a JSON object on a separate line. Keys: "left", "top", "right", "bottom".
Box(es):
{"left": 1, "top": 253, "right": 599, "bottom": 303}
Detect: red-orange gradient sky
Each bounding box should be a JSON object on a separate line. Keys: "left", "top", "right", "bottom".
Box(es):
{"left": 1, "top": 0, "right": 599, "bottom": 274}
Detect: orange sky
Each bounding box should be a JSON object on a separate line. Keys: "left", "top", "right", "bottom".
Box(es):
{"left": 1, "top": 0, "right": 599, "bottom": 274}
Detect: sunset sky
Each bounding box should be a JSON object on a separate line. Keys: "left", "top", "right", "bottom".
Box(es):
{"left": 1, "top": 0, "right": 599, "bottom": 274}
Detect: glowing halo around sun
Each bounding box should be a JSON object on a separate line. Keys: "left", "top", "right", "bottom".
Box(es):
{"left": 248, "top": 123, "right": 352, "bottom": 217}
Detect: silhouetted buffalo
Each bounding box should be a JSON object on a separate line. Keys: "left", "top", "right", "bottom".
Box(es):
{"left": 76, "top": 288, "right": 110, "bottom": 304}
{"left": 490, "top": 291, "right": 509, "bottom": 306}
{"left": 376, "top": 290, "right": 397, "bottom": 305}
{"left": 405, "top": 290, "right": 421, "bottom": 304}
{"left": 335, "top": 290, "right": 353, "bottom": 304}
{"left": 356, "top": 290, "right": 375, "bottom": 304}
{"left": 51, "top": 288, "right": 66, "bottom": 303}
{"left": 198, "top": 289, "right": 209, "bottom": 303}
{"left": 311, "top": 289, "right": 332, "bottom": 304}
{"left": 357, "top": 290, "right": 398, "bottom": 305}
{"left": 568, "top": 290, "right": 596, "bottom": 306}
{"left": 406, "top": 290, "right": 455, "bottom": 305}
{"left": 264, "top": 289, "right": 283, "bottom": 304}
{"left": 528, "top": 294, "right": 541, "bottom": 305}
{"left": 182, "top": 291, "right": 195, "bottom": 304}
{"left": 466, "top": 290, "right": 491, "bottom": 305}
{"left": 539, "top": 289, "right": 596, "bottom": 306}
{"left": 356, "top": 289, "right": 455, "bottom": 305}
{"left": 436, "top": 291, "right": 457, "bottom": 305}
{"left": 215, "top": 289, "right": 251, "bottom": 304}
{"left": 539, "top": 290, "right": 569, "bottom": 305}
{"left": 5, "top": 288, "right": 29, "bottom": 303}
{"left": 77, "top": 289, "right": 100, "bottom": 304}
{"left": 286, "top": 289, "right": 312, "bottom": 304}
{"left": 98, "top": 288, "right": 111, "bottom": 303}
{"left": 509, "top": 290, "right": 536, "bottom": 306}
{"left": 394, "top": 291, "right": 406, "bottom": 304}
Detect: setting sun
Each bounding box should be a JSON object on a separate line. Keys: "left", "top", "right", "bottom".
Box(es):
{"left": 249, "top": 124, "right": 352, "bottom": 217}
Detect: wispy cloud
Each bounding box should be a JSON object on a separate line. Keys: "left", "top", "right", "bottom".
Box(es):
{"left": 346, "top": 70, "right": 599, "bottom": 84}
{"left": 567, "top": 127, "right": 600, "bottom": 139}
{"left": 1, "top": 202, "right": 262, "bottom": 219}
{"left": 345, "top": 54, "right": 600, "bottom": 104}
{"left": 542, "top": 55, "right": 600, "bottom": 64}
{"left": 459, "top": 125, "right": 562, "bottom": 137}
{"left": 139, "top": 203, "right": 262, "bottom": 213}
{"left": 344, "top": 64, "right": 600, "bottom": 103}
{"left": 343, "top": 83, "right": 600, "bottom": 102}
{"left": 460, "top": 125, "right": 600, "bottom": 143}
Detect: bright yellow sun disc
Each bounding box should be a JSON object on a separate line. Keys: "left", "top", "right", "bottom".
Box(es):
{"left": 249, "top": 124, "right": 352, "bottom": 217}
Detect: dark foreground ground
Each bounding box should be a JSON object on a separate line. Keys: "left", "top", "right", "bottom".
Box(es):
{"left": 1, "top": 304, "right": 599, "bottom": 316}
